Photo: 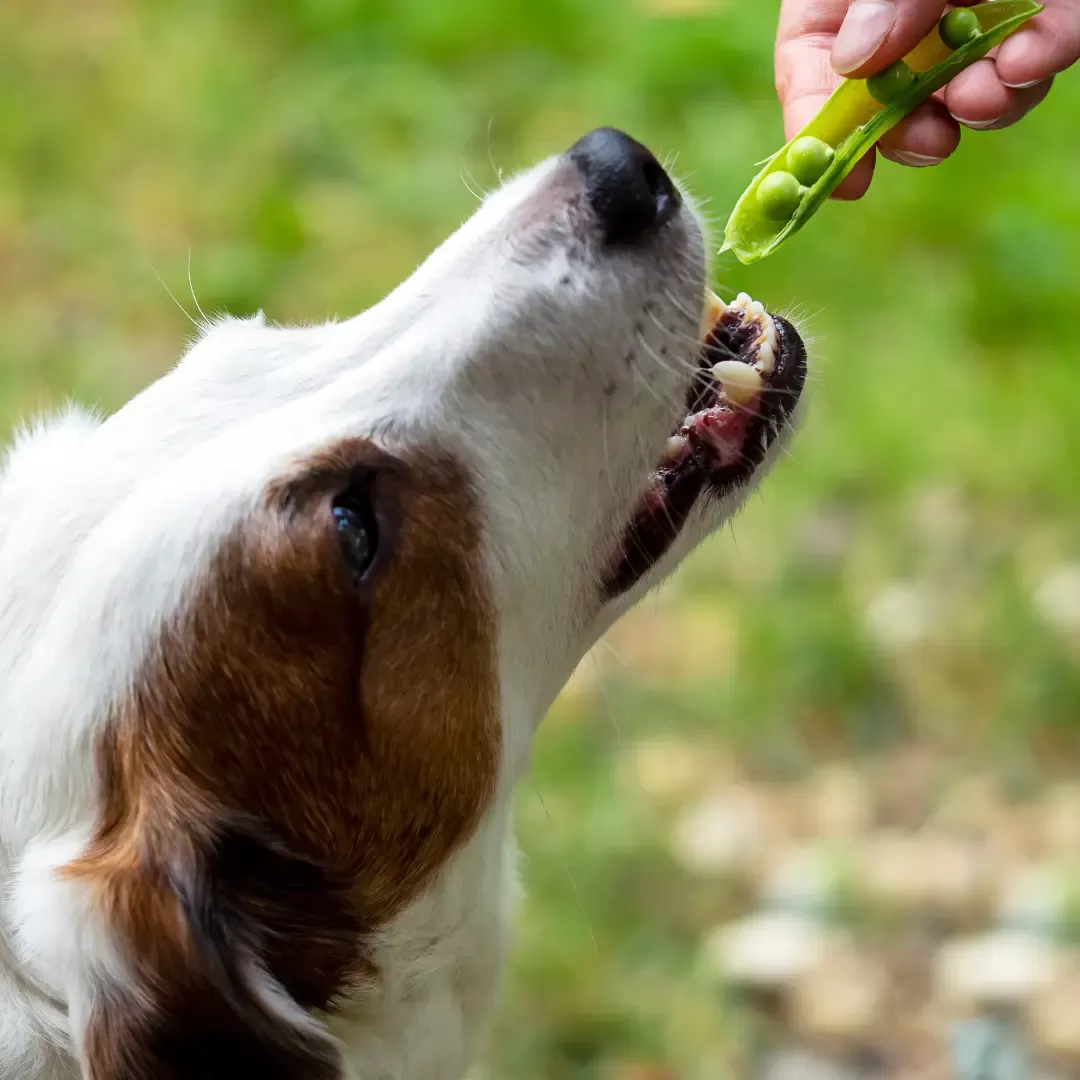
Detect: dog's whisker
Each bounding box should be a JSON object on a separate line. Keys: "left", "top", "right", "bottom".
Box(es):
{"left": 530, "top": 778, "right": 600, "bottom": 957}
{"left": 636, "top": 332, "right": 696, "bottom": 388}
{"left": 459, "top": 166, "right": 486, "bottom": 203}
{"left": 658, "top": 285, "right": 704, "bottom": 327}
{"left": 147, "top": 259, "right": 201, "bottom": 330}
{"left": 186, "top": 248, "right": 210, "bottom": 327}
{"left": 626, "top": 342, "right": 686, "bottom": 417}
{"left": 645, "top": 308, "right": 711, "bottom": 361}
{"left": 485, "top": 116, "right": 506, "bottom": 189}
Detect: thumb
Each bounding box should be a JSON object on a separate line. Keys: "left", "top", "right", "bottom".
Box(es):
{"left": 831, "top": 0, "right": 949, "bottom": 76}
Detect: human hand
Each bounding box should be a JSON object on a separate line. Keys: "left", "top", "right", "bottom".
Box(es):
{"left": 775, "top": 0, "right": 1080, "bottom": 198}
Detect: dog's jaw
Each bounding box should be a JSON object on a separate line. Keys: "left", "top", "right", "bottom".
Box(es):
{"left": 0, "top": 133, "right": 805, "bottom": 1080}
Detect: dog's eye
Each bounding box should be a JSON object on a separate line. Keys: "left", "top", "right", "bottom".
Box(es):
{"left": 331, "top": 490, "right": 379, "bottom": 580}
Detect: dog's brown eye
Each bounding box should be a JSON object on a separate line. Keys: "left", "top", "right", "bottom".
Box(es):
{"left": 332, "top": 490, "right": 378, "bottom": 580}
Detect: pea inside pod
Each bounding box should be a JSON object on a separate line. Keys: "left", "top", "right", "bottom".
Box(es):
{"left": 758, "top": 172, "right": 804, "bottom": 220}
{"left": 723, "top": 0, "right": 1043, "bottom": 265}
{"left": 940, "top": 7, "right": 983, "bottom": 47}
{"left": 788, "top": 136, "right": 835, "bottom": 185}
{"left": 867, "top": 60, "right": 915, "bottom": 104}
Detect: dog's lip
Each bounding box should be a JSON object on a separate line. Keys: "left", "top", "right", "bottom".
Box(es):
{"left": 601, "top": 295, "right": 806, "bottom": 600}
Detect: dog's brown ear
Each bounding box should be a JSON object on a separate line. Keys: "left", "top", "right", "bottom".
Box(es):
{"left": 74, "top": 816, "right": 360, "bottom": 1080}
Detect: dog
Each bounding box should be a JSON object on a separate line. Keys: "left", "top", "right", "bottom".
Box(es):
{"left": 0, "top": 128, "right": 806, "bottom": 1080}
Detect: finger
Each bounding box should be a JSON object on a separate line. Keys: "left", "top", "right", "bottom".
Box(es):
{"left": 783, "top": 89, "right": 877, "bottom": 199}
{"left": 946, "top": 74, "right": 1054, "bottom": 129}
{"left": 995, "top": 0, "right": 1080, "bottom": 87}
{"left": 830, "top": 0, "right": 949, "bottom": 77}
{"left": 777, "top": 0, "right": 853, "bottom": 52}
{"left": 944, "top": 58, "right": 1054, "bottom": 128}
{"left": 878, "top": 98, "right": 962, "bottom": 165}
{"left": 776, "top": 0, "right": 862, "bottom": 129}
{"left": 834, "top": 150, "right": 877, "bottom": 199}
{"left": 943, "top": 56, "right": 1015, "bottom": 126}
{"left": 775, "top": 7, "right": 845, "bottom": 126}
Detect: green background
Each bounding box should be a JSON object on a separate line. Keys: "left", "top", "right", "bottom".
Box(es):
{"left": 4, "top": 1, "right": 1080, "bottom": 1075}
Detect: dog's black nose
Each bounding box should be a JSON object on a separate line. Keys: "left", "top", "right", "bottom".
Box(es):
{"left": 567, "top": 128, "right": 680, "bottom": 245}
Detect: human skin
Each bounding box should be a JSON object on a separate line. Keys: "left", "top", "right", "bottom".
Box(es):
{"left": 775, "top": 0, "right": 1080, "bottom": 198}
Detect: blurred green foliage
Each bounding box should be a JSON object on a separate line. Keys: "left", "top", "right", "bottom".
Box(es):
{"left": 3, "top": 1, "right": 1080, "bottom": 1075}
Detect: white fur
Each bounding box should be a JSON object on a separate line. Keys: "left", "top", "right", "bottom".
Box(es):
{"left": 0, "top": 148, "right": 796, "bottom": 1079}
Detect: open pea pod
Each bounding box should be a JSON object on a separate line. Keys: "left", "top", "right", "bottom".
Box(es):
{"left": 722, "top": 0, "right": 1043, "bottom": 264}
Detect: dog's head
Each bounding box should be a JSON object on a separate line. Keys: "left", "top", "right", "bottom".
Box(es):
{"left": 0, "top": 130, "right": 805, "bottom": 1079}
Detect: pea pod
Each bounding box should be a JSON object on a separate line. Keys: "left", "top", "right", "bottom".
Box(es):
{"left": 721, "top": 0, "right": 1043, "bottom": 265}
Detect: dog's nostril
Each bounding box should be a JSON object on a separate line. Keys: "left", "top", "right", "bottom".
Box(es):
{"left": 567, "top": 127, "right": 681, "bottom": 245}
{"left": 641, "top": 157, "right": 677, "bottom": 224}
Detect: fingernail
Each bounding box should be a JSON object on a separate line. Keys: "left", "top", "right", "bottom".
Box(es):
{"left": 1001, "top": 78, "right": 1042, "bottom": 88}
{"left": 949, "top": 113, "right": 999, "bottom": 129}
{"left": 832, "top": 0, "right": 897, "bottom": 75}
{"left": 887, "top": 150, "right": 944, "bottom": 167}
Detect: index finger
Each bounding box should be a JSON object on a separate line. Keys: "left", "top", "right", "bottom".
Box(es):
{"left": 776, "top": 0, "right": 851, "bottom": 112}
{"left": 776, "top": 0, "right": 878, "bottom": 197}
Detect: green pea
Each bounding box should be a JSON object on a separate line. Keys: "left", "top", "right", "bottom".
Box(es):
{"left": 940, "top": 7, "right": 982, "bottom": 48}
{"left": 721, "top": 0, "right": 1043, "bottom": 265}
{"left": 867, "top": 60, "right": 916, "bottom": 104}
{"left": 787, "top": 137, "right": 835, "bottom": 186}
{"left": 757, "top": 172, "right": 804, "bottom": 221}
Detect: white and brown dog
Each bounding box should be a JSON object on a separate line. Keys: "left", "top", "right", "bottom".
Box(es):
{"left": 0, "top": 129, "right": 806, "bottom": 1080}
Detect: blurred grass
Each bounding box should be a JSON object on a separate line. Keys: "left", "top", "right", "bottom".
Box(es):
{"left": 3, "top": 1, "right": 1080, "bottom": 1076}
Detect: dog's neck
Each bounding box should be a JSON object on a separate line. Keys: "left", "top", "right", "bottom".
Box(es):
{"left": 0, "top": 795, "right": 519, "bottom": 1080}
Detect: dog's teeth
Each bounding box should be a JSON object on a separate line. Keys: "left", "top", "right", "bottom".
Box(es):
{"left": 712, "top": 360, "right": 762, "bottom": 406}
{"left": 753, "top": 316, "right": 779, "bottom": 375}
{"left": 749, "top": 300, "right": 766, "bottom": 320}
{"left": 756, "top": 342, "right": 776, "bottom": 376}
{"left": 664, "top": 434, "right": 689, "bottom": 460}
{"left": 713, "top": 360, "right": 762, "bottom": 389}
{"left": 732, "top": 292, "right": 753, "bottom": 313}
{"left": 699, "top": 290, "right": 728, "bottom": 338}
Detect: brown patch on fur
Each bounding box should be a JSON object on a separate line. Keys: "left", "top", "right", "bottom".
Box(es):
{"left": 66, "top": 438, "right": 500, "bottom": 1078}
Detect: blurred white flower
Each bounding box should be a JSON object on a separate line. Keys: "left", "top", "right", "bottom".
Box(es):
{"left": 937, "top": 930, "right": 1057, "bottom": 1006}
{"left": 705, "top": 911, "right": 832, "bottom": 988}
{"left": 1033, "top": 563, "right": 1080, "bottom": 634}
{"left": 669, "top": 790, "right": 763, "bottom": 877}
{"left": 864, "top": 580, "right": 936, "bottom": 651}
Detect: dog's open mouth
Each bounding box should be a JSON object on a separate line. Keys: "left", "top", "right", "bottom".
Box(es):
{"left": 603, "top": 291, "right": 807, "bottom": 598}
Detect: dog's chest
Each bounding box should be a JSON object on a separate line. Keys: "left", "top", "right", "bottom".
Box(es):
{"left": 330, "top": 812, "right": 518, "bottom": 1080}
